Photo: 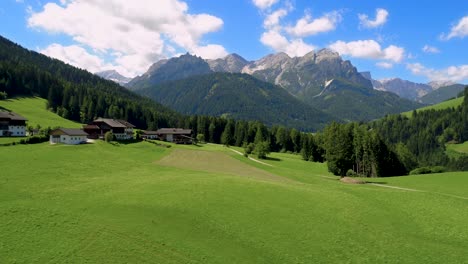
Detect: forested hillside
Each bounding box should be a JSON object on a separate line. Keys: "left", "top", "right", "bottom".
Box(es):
{"left": 137, "top": 72, "right": 336, "bottom": 131}
{"left": 0, "top": 35, "right": 180, "bottom": 129}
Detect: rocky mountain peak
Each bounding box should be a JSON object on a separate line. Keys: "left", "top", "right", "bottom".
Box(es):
{"left": 95, "top": 69, "right": 131, "bottom": 85}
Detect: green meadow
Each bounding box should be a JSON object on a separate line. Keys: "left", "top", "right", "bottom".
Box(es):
{"left": 402, "top": 96, "right": 464, "bottom": 117}
{"left": 1, "top": 141, "right": 467, "bottom": 263}
{"left": 0, "top": 97, "right": 82, "bottom": 128}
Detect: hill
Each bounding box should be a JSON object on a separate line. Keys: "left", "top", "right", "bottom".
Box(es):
{"left": 0, "top": 34, "right": 180, "bottom": 129}
{"left": 402, "top": 96, "right": 465, "bottom": 117}
{"left": 0, "top": 97, "right": 82, "bottom": 128}
{"left": 310, "top": 78, "right": 421, "bottom": 121}
{"left": 419, "top": 84, "right": 466, "bottom": 104}
{"left": 137, "top": 73, "right": 336, "bottom": 131}
{"left": 1, "top": 142, "right": 468, "bottom": 263}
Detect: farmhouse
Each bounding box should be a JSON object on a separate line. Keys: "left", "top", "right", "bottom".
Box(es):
{"left": 83, "top": 118, "right": 135, "bottom": 140}
{"left": 141, "top": 130, "right": 159, "bottom": 140}
{"left": 154, "top": 128, "right": 193, "bottom": 144}
{"left": 49, "top": 128, "right": 88, "bottom": 145}
{"left": 0, "top": 111, "right": 27, "bottom": 137}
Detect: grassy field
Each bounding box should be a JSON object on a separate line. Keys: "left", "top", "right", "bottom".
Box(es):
{"left": 1, "top": 141, "right": 467, "bottom": 263}
{"left": 446, "top": 141, "right": 468, "bottom": 158}
{"left": 0, "top": 97, "right": 82, "bottom": 128}
{"left": 402, "top": 96, "right": 464, "bottom": 117}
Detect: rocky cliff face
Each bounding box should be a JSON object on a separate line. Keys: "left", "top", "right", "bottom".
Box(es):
{"left": 207, "top": 53, "right": 249, "bottom": 73}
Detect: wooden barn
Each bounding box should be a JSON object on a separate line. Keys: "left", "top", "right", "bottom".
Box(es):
{"left": 83, "top": 118, "right": 135, "bottom": 140}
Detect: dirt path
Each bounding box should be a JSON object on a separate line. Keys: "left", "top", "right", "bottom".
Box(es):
{"left": 227, "top": 148, "right": 274, "bottom": 167}
{"left": 368, "top": 183, "right": 422, "bottom": 192}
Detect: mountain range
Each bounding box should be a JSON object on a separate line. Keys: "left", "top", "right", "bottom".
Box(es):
{"left": 137, "top": 72, "right": 335, "bottom": 131}
{"left": 361, "top": 72, "right": 465, "bottom": 104}
{"left": 125, "top": 51, "right": 422, "bottom": 122}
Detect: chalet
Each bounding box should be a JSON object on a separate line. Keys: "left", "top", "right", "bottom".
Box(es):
{"left": 83, "top": 118, "right": 135, "bottom": 140}
{"left": 49, "top": 128, "right": 88, "bottom": 145}
{"left": 154, "top": 128, "right": 193, "bottom": 144}
{"left": 0, "top": 111, "right": 27, "bottom": 137}
{"left": 141, "top": 130, "right": 159, "bottom": 140}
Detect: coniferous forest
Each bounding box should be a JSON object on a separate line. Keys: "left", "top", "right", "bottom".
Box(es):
{"left": 1, "top": 35, "right": 467, "bottom": 177}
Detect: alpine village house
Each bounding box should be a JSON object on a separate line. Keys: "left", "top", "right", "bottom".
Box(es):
{"left": 49, "top": 128, "right": 89, "bottom": 145}
{"left": 83, "top": 118, "right": 135, "bottom": 140}
{"left": 0, "top": 111, "right": 27, "bottom": 137}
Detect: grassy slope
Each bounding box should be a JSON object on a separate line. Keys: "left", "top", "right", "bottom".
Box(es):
{"left": 0, "top": 97, "right": 82, "bottom": 128}
{"left": 402, "top": 96, "right": 464, "bottom": 117}
{"left": 1, "top": 142, "right": 467, "bottom": 263}
{"left": 446, "top": 141, "right": 468, "bottom": 158}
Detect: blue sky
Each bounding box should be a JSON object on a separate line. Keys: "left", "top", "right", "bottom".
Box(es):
{"left": 0, "top": 0, "right": 467, "bottom": 84}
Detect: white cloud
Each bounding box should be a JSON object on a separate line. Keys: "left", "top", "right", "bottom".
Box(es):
{"left": 358, "top": 8, "right": 388, "bottom": 28}
{"left": 252, "top": 0, "right": 279, "bottom": 10}
{"left": 422, "top": 45, "right": 440, "bottom": 54}
{"left": 264, "top": 8, "right": 288, "bottom": 29}
{"left": 407, "top": 63, "right": 468, "bottom": 82}
{"left": 260, "top": 30, "right": 315, "bottom": 57}
{"left": 442, "top": 16, "right": 468, "bottom": 40}
{"left": 40, "top": 43, "right": 113, "bottom": 73}
{"left": 27, "top": 0, "right": 227, "bottom": 77}
{"left": 286, "top": 11, "right": 342, "bottom": 37}
{"left": 376, "top": 62, "right": 393, "bottom": 69}
{"left": 329, "top": 40, "right": 404, "bottom": 62}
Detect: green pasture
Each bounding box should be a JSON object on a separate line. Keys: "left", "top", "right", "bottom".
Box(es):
{"left": 0, "top": 97, "right": 82, "bottom": 128}
{"left": 0, "top": 141, "right": 467, "bottom": 263}
{"left": 402, "top": 96, "right": 464, "bottom": 117}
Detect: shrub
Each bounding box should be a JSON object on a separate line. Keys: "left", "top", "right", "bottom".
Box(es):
{"left": 255, "top": 141, "right": 270, "bottom": 159}
{"left": 346, "top": 169, "right": 357, "bottom": 177}
{"left": 104, "top": 131, "right": 114, "bottom": 142}
{"left": 409, "top": 166, "right": 447, "bottom": 175}
{"left": 243, "top": 142, "right": 255, "bottom": 155}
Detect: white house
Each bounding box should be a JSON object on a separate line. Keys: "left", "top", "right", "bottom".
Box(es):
{"left": 49, "top": 128, "right": 88, "bottom": 145}
{"left": 0, "top": 111, "right": 27, "bottom": 137}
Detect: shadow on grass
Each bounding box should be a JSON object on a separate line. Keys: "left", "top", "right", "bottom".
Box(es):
{"left": 264, "top": 156, "right": 281, "bottom": 162}
{"left": 366, "top": 181, "right": 388, "bottom": 184}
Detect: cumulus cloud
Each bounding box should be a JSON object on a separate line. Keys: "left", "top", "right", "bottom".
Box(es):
{"left": 407, "top": 63, "right": 468, "bottom": 82}
{"left": 252, "top": 0, "right": 279, "bottom": 10}
{"left": 264, "top": 8, "right": 289, "bottom": 29}
{"left": 422, "top": 45, "right": 440, "bottom": 54}
{"left": 441, "top": 16, "right": 468, "bottom": 40}
{"left": 260, "top": 30, "right": 315, "bottom": 57}
{"left": 256, "top": 2, "right": 342, "bottom": 57}
{"left": 329, "top": 40, "right": 404, "bottom": 62}
{"left": 286, "top": 11, "right": 342, "bottom": 37}
{"left": 358, "top": 8, "right": 389, "bottom": 28}
{"left": 27, "top": 0, "right": 227, "bottom": 77}
{"left": 40, "top": 43, "right": 113, "bottom": 73}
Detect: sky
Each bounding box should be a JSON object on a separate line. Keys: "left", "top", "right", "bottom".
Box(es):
{"left": 0, "top": 0, "right": 467, "bottom": 84}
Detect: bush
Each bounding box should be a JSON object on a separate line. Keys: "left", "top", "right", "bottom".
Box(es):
{"left": 255, "top": 141, "right": 270, "bottom": 159}
{"left": 104, "top": 131, "right": 114, "bottom": 142}
{"left": 243, "top": 142, "right": 255, "bottom": 155}
{"left": 19, "top": 135, "right": 49, "bottom": 145}
{"left": 346, "top": 169, "right": 357, "bottom": 177}
{"left": 409, "top": 166, "right": 447, "bottom": 175}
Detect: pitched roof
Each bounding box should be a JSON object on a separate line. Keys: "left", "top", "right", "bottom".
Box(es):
{"left": 141, "top": 130, "right": 159, "bottom": 135}
{"left": 0, "top": 111, "right": 27, "bottom": 121}
{"left": 117, "top": 119, "right": 136, "bottom": 128}
{"left": 93, "top": 118, "right": 126, "bottom": 128}
{"left": 155, "top": 128, "right": 192, "bottom": 135}
{"left": 50, "top": 128, "right": 88, "bottom": 136}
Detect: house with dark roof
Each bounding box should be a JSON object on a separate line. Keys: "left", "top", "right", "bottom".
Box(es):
{"left": 83, "top": 118, "right": 135, "bottom": 140}
{"left": 0, "top": 111, "right": 27, "bottom": 137}
{"left": 49, "top": 128, "right": 88, "bottom": 145}
{"left": 152, "top": 128, "right": 193, "bottom": 144}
